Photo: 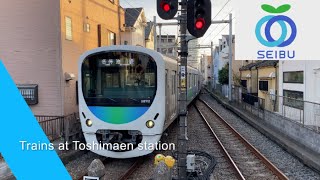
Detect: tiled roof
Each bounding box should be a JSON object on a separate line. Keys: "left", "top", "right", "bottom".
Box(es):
{"left": 240, "top": 61, "right": 263, "bottom": 71}
{"left": 125, "top": 8, "right": 143, "bottom": 27}
{"left": 256, "top": 60, "right": 278, "bottom": 68}
{"left": 240, "top": 60, "right": 279, "bottom": 71}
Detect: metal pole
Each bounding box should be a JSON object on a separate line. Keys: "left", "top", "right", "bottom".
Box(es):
{"left": 154, "top": 16, "right": 157, "bottom": 50}
{"left": 228, "top": 13, "right": 233, "bottom": 101}
{"left": 178, "top": 0, "right": 188, "bottom": 179}
{"left": 167, "top": 34, "right": 169, "bottom": 55}
{"left": 159, "top": 24, "right": 162, "bottom": 54}
{"left": 211, "top": 41, "right": 214, "bottom": 91}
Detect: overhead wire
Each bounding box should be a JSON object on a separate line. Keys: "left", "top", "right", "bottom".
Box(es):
{"left": 122, "top": 0, "right": 172, "bottom": 36}
{"left": 199, "top": 0, "right": 233, "bottom": 45}
{"left": 210, "top": 16, "right": 236, "bottom": 42}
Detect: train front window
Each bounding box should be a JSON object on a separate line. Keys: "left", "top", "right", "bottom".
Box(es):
{"left": 82, "top": 51, "right": 157, "bottom": 107}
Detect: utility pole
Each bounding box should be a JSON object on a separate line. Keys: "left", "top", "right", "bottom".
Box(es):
{"left": 156, "top": 0, "right": 212, "bottom": 178}
{"left": 177, "top": 0, "right": 188, "bottom": 178}
{"left": 159, "top": 24, "right": 162, "bottom": 54}
{"left": 211, "top": 41, "right": 214, "bottom": 90}
{"left": 154, "top": 16, "right": 157, "bottom": 50}
{"left": 228, "top": 14, "right": 233, "bottom": 101}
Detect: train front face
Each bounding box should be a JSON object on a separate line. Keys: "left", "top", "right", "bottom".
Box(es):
{"left": 78, "top": 46, "right": 165, "bottom": 158}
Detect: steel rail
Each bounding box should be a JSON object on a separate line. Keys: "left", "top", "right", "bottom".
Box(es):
{"left": 196, "top": 99, "right": 289, "bottom": 180}
{"left": 118, "top": 157, "right": 144, "bottom": 180}
{"left": 194, "top": 104, "right": 246, "bottom": 180}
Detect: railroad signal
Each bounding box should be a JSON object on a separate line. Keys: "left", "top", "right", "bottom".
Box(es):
{"left": 157, "top": 0, "right": 178, "bottom": 20}
{"left": 187, "top": 0, "right": 212, "bottom": 38}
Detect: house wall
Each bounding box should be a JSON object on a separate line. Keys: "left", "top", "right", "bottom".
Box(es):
{"left": 240, "top": 70, "right": 252, "bottom": 92}
{"left": 279, "top": 61, "right": 320, "bottom": 127}
{"left": 258, "top": 66, "right": 277, "bottom": 112}
{"left": 60, "top": 0, "right": 123, "bottom": 115}
{"left": 213, "top": 50, "right": 219, "bottom": 87}
{"left": 146, "top": 31, "right": 155, "bottom": 50}
{"left": 133, "top": 15, "right": 146, "bottom": 47}
{"left": 251, "top": 69, "right": 258, "bottom": 94}
{"left": 0, "top": 0, "right": 62, "bottom": 116}
{"left": 121, "top": 10, "right": 146, "bottom": 47}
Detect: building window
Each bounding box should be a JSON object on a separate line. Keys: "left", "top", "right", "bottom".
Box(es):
{"left": 168, "top": 39, "right": 173, "bottom": 43}
{"left": 65, "top": 17, "right": 73, "bottom": 40}
{"left": 283, "top": 90, "right": 304, "bottom": 110}
{"left": 168, "top": 48, "right": 173, "bottom": 54}
{"left": 283, "top": 71, "right": 303, "bottom": 83}
{"left": 241, "top": 80, "right": 247, "bottom": 88}
{"left": 109, "top": 32, "right": 116, "bottom": 45}
{"left": 84, "top": 23, "right": 90, "bottom": 32}
{"left": 124, "top": 41, "right": 128, "bottom": 45}
{"left": 98, "top": 25, "right": 102, "bottom": 47}
{"left": 259, "top": 81, "right": 268, "bottom": 91}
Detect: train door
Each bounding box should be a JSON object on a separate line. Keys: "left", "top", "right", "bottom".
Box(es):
{"left": 165, "top": 70, "right": 169, "bottom": 121}
{"left": 171, "top": 71, "right": 177, "bottom": 116}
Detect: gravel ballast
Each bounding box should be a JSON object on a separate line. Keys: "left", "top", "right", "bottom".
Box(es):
{"left": 201, "top": 93, "right": 320, "bottom": 180}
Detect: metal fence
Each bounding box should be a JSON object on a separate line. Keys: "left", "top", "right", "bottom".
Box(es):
{"left": 230, "top": 86, "right": 320, "bottom": 133}
{"left": 36, "top": 113, "right": 82, "bottom": 142}
{"left": 213, "top": 84, "right": 229, "bottom": 98}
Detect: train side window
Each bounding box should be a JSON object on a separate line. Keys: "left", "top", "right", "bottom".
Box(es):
{"left": 195, "top": 75, "right": 197, "bottom": 86}
{"left": 172, "top": 71, "right": 176, "bottom": 94}
{"left": 189, "top": 73, "right": 191, "bottom": 88}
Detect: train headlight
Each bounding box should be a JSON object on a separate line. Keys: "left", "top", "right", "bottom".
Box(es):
{"left": 146, "top": 120, "right": 155, "bottom": 128}
{"left": 86, "top": 119, "right": 93, "bottom": 127}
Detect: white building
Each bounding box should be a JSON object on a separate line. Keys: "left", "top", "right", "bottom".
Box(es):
{"left": 157, "top": 35, "right": 178, "bottom": 58}
{"left": 278, "top": 61, "right": 320, "bottom": 128}
{"left": 188, "top": 38, "right": 200, "bottom": 69}
{"left": 121, "top": 8, "right": 147, "bottom": 47}
{"left": 212, "top": 36, "right": 233, "bottom": 86}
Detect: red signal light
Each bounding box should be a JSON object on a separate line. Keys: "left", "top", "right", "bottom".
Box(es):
{"left": 162, "top": 3, "right": 171, "bottom": 12}
{"left": 195, "top": 18, "right": 205, "bottom": 30}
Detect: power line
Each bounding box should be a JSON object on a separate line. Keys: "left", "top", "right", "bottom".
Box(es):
{"left": 200, "top": 8, "right": 233, "bottom": 45}
{"left": 210, "top": 16, "right": 236, "bottom": 42}
{"left": 122, "top": 0, "right": 175, "bottom": 36}
{"left": 212, "top": 0, "right": 231, "bottom": 21}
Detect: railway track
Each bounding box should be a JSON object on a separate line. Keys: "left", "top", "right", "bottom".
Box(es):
{"left": 195, "top": 99, "right": 288, "bottom": 180}
{"left": 78, "top": 157, "right": 143, "bottom": 180}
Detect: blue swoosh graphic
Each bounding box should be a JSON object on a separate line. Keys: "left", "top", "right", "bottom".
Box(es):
{"left": 0, "top": 61, "right": 71, "bottom": 180}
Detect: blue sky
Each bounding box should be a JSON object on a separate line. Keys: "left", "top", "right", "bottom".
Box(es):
{"left": 120, "top": 0, "right": 234, "bottom": 54}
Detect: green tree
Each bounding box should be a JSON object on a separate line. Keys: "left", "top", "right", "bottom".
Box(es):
{"left": 218, "top": 64, "right": 229, "bottom": 85}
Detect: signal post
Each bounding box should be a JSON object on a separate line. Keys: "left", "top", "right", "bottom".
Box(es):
{"left": 157, "top": 0, "right": 212, "bottom": 179}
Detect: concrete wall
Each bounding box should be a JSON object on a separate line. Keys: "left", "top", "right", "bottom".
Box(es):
{"left": 264, "top": 110, "right": 320, "bottom": 154}
{"left": 0, "top": 0, "right": 63, "bottom": 116}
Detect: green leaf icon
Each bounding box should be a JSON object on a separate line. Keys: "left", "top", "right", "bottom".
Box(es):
{"left": 261, "top": 4, "right": 291, "bottom": 14}
{"left": 262, "top": 4, "right": 277, "bottom": 13}
{"left": 276, "top": 4, "right": 291, "bottom": 13}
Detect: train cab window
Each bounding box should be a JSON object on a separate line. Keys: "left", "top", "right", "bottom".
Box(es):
{"left": 82, "top": 51, "right": 157, "bottom": 107}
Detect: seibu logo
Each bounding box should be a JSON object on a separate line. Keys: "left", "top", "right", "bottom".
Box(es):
{"left": 255, "top": 4, "right": 297, "bottom": 59}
